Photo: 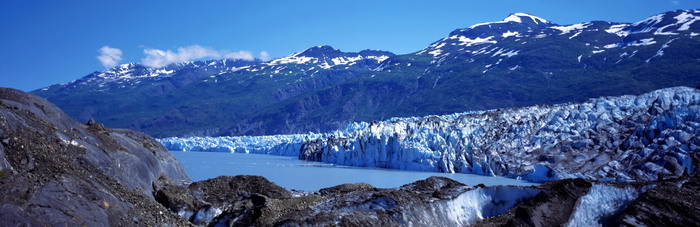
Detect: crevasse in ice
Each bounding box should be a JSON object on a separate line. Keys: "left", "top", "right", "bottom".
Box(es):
{"left": 160, "top": 86, "right": 700, "bottom": 182}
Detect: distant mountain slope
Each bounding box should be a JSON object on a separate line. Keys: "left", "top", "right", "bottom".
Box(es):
{"left": 33, "top": 9, "right": 700, "bottom": 137}
{"left": 34, "top": 48, "right": 394, "bottom": 137}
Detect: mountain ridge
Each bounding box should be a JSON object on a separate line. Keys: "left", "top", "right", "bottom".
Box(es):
{"left": 32, "top": 9, "right": 700, "bottom": 137}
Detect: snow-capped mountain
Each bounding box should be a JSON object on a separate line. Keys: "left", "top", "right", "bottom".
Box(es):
{"left": 37, "top": 46, "right": 393, "bottom": 93}
{"left": 415, "top": 13, "right": 554, "bottom": 57}
{"left": 161, "top": 86, "right": 700, "bottom": 183}
{"left": 40, "top": 59, "right": 262, "bottom": 92}
{"left": 230, "top": 46, "right": 394, "bottom": 78}
{"left": 267, "top": 45, "right": 392, "bottom": 69}
{"left": 32, "top": 45, "right": 396, "bottom": 137}
{"left": 33, "top": 9, "right": 700, "bottom": 138}
{"left": 410, "top": 9, "right": 700, "bottom": 72}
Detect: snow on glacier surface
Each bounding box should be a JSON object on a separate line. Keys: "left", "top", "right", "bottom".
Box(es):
{"left": 444, "top": 186, "right": 541, "bottom": 225}
{"left": 161, "top": 133, "right": 321, "bottom": 156}
{"left": 565, "top": 184, "right": 644, "bottom": 227}
{"left": 403, "top": 185, "right": 541, "bottom": 226}
{"left": 161, "top": 87, "right": 700, "bottom": 183}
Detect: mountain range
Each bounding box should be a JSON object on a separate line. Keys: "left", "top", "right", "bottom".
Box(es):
{"left": 33, "top": 9, "right": 700, "bottom": 137}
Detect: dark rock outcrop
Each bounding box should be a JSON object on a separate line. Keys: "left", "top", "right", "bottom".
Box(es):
{"left": 155, "top": 175, "right": 542, "bottom": 226}
{"left": 616, "top": 174, "right": 700, "bottom": 226}
{"left": 151, "top": 173, "right": 698, "bottom": 226}
{"left": 0, "top": 88, "right": 191, "bottom": 225}
{"left": 477, "top": 178, "right": 593, "bottom": 226}
{"left": 476, "top": 174, "right": 700, "bottom": 227}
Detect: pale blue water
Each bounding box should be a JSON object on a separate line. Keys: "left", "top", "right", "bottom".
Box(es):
{"left": 171, "top": 151, "right": 538, "bottom": 191}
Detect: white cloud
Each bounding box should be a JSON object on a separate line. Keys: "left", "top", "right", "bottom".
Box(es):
{"left": 259, "top": 51, "right": 271, "bottom": 61}
{"left": 142, "top": 45, "right": 218, "bottom": 68}
{"left": 141, "top": 45, "right": 256, "bottom": 68}
{"left": 97, "top": 46, "right": 123, "bottom": 68}
{"left": 225, "top": 51, "right": 254, "bottom": 61}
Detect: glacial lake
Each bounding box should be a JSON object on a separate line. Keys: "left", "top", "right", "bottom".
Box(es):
{"left": 171, "top": 151, "right": 538, "bottom": 191}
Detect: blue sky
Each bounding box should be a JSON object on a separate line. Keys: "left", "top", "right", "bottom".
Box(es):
{"left": 1, "top": 0, "right": 698, "bottom": 91}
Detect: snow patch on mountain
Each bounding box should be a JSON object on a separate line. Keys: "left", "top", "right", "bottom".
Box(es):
{"left": 551, "top": 23, "right": 592, "bottom": 34}
{"left": 98, "top": 63, "right": 167, "bottom": 79}
{"left": 505, "top": 13, "right": 550, "bottom": 24}
{"left": 646, "top": 38, "right": 679, "bottom": 62}
{"left": 265, "top": 46, "right": 392, "bottom": 70}
{"left": 604, "top": 38, "right": 657, "bottom": 49}
{"left": 470, "top": 13, "right": 550, "bottom": 29}
{"left": 449, "top": 35, "right": 498, "bottom": 47}
{"left": 632, "top": 14, "right": 665, "bottom": 33}
{"left": 415, "top": 10, "right": 699, "bottom": 62}
{"left": 492, "top": 48, "right": 519, "bottom": 58}
{"left": 366, "top": 55, "right": 390, "bottom": 63}
{"left": 268, "top": 54, "right": 318, "bottom": 65}
{"left": 655, "top": 11, "right": 700, "bottom": 35}
{"left": 37, "top": 58, "right": 263, "bottom": 91}
{"left": 626, "top": 10, "right": 700, "bottom": 36}
{"left": 600, "top": 10, "right": 700, "bottom": 37}
{"left": 605, "top": 24, "right": 631, "bottom": 37}
{"left": 676, "top": 11, "right": 700, "bottom": 31}
{"left": 501, "top": 31, "right": 520, "bottom": 38}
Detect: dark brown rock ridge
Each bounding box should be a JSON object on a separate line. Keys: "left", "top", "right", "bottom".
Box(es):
{"left": 152, "top": 172, "right": 700, "bottom": 226}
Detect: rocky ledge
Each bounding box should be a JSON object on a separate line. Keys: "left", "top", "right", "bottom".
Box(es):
{"left": 151, "top": 173, "right": 700, "bottom": 226}
{"left": 1, "top": 87, "right": 699, "bottom": 226}
{"left": 0, "top": 88, "right": 191, "bottom": 225}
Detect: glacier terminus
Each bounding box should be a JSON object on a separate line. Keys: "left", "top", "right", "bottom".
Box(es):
{"left": 161, "top": 86, "right": 700, "bottom": 183}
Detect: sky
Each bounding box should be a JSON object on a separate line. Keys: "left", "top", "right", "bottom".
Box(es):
{"left": 1, "top": 0, "right": 699, "bottom": 91}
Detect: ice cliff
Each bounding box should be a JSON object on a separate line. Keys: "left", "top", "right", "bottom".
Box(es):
{"left": 160, "top": 86, "right": 700, "bottom": 182}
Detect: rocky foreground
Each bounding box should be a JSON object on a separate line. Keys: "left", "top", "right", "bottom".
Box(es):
{"left": 0, "top": 88, "right": 191, "bottom": 225}
{"left": 1, "top": 87, "right": 699, "bottom": 226}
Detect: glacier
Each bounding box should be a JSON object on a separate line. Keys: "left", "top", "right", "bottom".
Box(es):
{"left": 160, "top": 134, "right": 322, "bottom": 156}
{"left": 160, "top": 86, "right": 700, "bottom": 183}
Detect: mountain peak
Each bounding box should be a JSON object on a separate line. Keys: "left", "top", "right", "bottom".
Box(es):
{"left": 468, "top": 12, "right": 552, "bottom": 29}
{"left": 264, "top": 45, "right": 393, "bottom": 69}
{"left": 116, "top": 62, "right": 140, "bottom": 69}
{"left": 503, "top": 13, "right": 550, "bottom": 24}
{"left": 292, "top": 46, "right": 394, "bottom": 59}
{"left": 624, "top": 9, "right": 700, "bottom": 35}
{"left": 313, "top": 45, "right": 336, "bottom": 50}
{"left": 297, "top": 45, "right": 343, "bottom": 58}
{"left": 358, "top": 49, "right": 396, "bottom": 57}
